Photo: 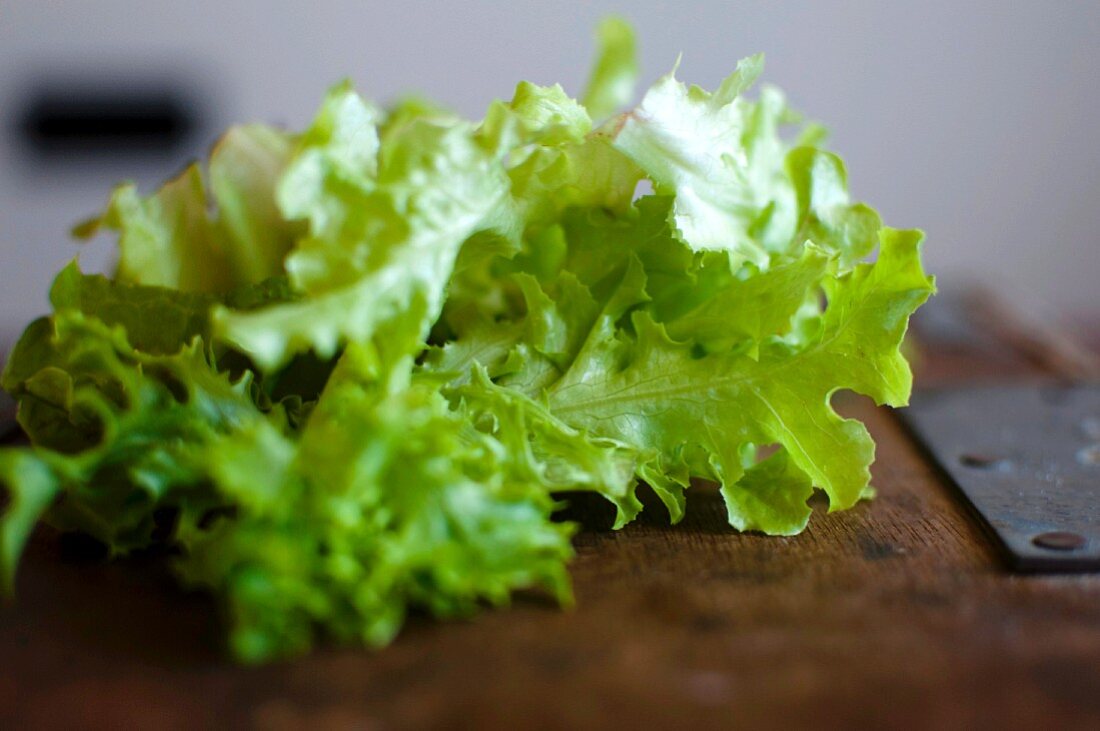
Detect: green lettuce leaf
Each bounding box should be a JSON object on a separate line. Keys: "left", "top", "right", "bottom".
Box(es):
{"left": 75, "top": 124, "right": 299, "bottom": 293}
{"left": 611, "top": 55, "right": 775, "bottom": 266}
{"left": 214, "top": 84, "right": 513, "bottom": 371}
{"left": 545, "top": 228, "right": 932, "bottom": 527}
{"left": 0, "top": 19, "right": 933, "bottom": 662}
{"left": 76, "top": 164, "right": 235, "bottom": 293}
{"left": 209, "top": 124, "right": 300, "bottom": 284}
{"left": 47, "top": 261, "right": 215, "bottom": 355}
{"left": 0, "top": 312, "right": 270, "bottom": 588}
{"left": 177, "top": 345, "right": 574, "bottom": 662}
{"left": 581, "top": 17, "right": 638, "bottom": 120}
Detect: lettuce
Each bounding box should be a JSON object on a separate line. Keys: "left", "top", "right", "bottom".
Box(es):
{"left": 0, "top": 18, "right": 933, "bottom": 661}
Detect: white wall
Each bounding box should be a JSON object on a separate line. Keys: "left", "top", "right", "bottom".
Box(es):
{"left": 2, "top": 0, "right": 1098, "bottom": 340}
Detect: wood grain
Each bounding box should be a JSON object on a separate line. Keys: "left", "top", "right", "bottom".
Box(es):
{"left": 1, "top": 298, "right": 1098, "bottom": 730}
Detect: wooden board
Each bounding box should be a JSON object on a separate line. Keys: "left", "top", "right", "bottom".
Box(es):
{"left": 2, "top": 297, "right": 1099, "bottom": 730}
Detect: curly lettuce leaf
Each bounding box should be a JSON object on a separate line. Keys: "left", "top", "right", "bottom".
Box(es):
{"left": 787, "top": 146, "right": 883, "bottom": 269}
{"left": 177, "top": 345, "right": 574, "bottom": 662}
{"left": 214, "top": 85, "right": 513, "bottom": 371}
{"left": 209, "top": 124, "right": 300, "bottom": 283}
{"left": 76, "top": 164, "right": 234, "bottom": 293}
{"left": 0, "top": 312, "right": 270, "bottom": 588}
{"left": 47, "top": 261, "right": 216, "bottom": 355}
{"left": 545, "top": 228, "right": 933, "bottom": 527}
{"left": 610, "top": 56, "right": 881, "bottom": 273}
{"left": 610, "top": 55, "right": 774, "bottom": 266}
{"left": 0, "top": 19, "right": 933, "bottom": 663}
{"left": 581, "top": 17, "right": 638, "bottom": 120}
{"left": 450, "top": 365, "right": 642, "bottom": 527}
{"left": 0, "top": 452, "right": 58, "bottom": 593}
{"left": 661, "top": 243, "right": 832, "bottom": 354}
{"left": 75, "top": 124, "right": 299, "bottom": 293}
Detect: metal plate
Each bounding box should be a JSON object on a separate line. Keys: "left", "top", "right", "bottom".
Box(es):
{"left": 900, "top": 384, "right": 1100, "bottom": 572}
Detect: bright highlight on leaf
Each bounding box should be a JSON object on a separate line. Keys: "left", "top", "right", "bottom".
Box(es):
{"left": 0, "top": 18, "right": 933, "bottom": 661}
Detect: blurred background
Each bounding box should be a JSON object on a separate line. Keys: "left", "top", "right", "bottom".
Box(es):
{"left": 2, "top": 0, "right": 1098, "bottom": 344}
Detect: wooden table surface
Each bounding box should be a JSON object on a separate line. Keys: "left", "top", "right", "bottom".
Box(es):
{"left": 2, "top": 296, "right": 1099, "bottom": 730}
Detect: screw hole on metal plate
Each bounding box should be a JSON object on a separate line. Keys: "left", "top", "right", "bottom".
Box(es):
{"left": 958, "top": 453, "right": 1009, "bottom": 470}
{"left": 1032, "top": 531, "right": 1087, "bottom": 551}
